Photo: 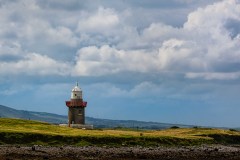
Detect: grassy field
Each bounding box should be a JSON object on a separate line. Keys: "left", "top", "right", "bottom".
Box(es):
{"left": 0, "top": 118, "right": 240, "bottom": 146}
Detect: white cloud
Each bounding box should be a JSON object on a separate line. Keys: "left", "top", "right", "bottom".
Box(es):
{"left": 0, "top": 0, "right": 240, "bottom": 81}
{"left": 0, "top": 0, "right": 79, "bottom": 51}
{"left": 73, "top": 45, "right": 156, "bottom": 76}
{"left": 141, "top": 23, "right": 181, "bottom": 45}
{"left": 46, "top": 26, "right": 79, "bottom": 47}
{"left": 18, "top": 19, "right": 79, "bottom": 47}
{"left": 0, "top": 53, "right": 70, "bottom": 76}
{"left": 77, "top": 7, "right": 119, "bottom": 34}
{"left": 184, "top": 0, "right": 240, "bottom": 31}
{"left": 157, "top": 39, "right": 200, "bottom": 71}
{"left": 154, "top": 0, "right": 240, "bottom": 79}
{"left": 73, "top": 0, "right": 240, "bottom": 80}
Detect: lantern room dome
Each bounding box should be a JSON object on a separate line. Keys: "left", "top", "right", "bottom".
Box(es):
{"left": 72, "top": 82, "right": 81, "bottom": 92}
{"left": 72, "top": 85, "right": 81, "bottom": 92}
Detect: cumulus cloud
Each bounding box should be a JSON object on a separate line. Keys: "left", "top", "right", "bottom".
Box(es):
{"left": 73, "top": 45, "right": 156, "bottom": 76}
{"left": 0, "top": 0, "right": 239, "bottom": 81}
{"left": 77, "top": 7, "right": 119, "bottom": 34}
{"left": 18, "top": 19, "right": 79, "bottom": 47}
{"left": 0, "top": 53, "right": 70, "bottom": 76}
{"left": 120, "top": 0, "right": 240, "bottom": 80}
{"left": 157, "top": 39, "right": 203, "bottom": 71}
{"left": 71, "top": 0, "right": 240, "bottom": 81}
{"left": 180, "top": 0, "right": 240, "bottom": 79}
{"left": 0, "top": 0, "right": 79, "bottom": 59}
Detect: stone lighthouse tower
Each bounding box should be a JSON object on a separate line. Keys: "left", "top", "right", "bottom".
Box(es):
{"left": 65, "top": 82, "right": 87, "bottom": 126}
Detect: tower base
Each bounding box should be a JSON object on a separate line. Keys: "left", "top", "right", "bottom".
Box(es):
{"left": 59, "top": 124, "right": 93, "bottom": 129}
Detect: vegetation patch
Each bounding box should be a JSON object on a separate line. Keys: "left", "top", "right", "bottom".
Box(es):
{"left": 206, "top": 134, "right": 240, "bottom": 144}
{"left": 0, "top": 118, "right": 240, "bottom": 146}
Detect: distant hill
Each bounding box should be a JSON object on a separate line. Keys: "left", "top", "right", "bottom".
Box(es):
{"left": 0, "top": 105, "right": 193, "bottom": 129}
{"left": 86, "top": 117, "right": 194, "bottom": 129}
{"left": 0, "top": 105, "right": 67, "bottom": 124}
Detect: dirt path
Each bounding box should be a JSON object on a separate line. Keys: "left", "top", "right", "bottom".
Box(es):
{"left": 0, "top": 145, "right": 240, "bottom": 160}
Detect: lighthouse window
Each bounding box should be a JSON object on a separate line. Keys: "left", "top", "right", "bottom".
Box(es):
{"left": 75, "top": 94, "right": 77, "bottom": 96}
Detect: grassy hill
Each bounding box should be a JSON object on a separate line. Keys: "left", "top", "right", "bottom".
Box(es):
{"left": 0, "top": 105, "right": 194, "bottom": 129}
{"left": 1, "top": 118, "right": 240, "bottom": 146}
{"left": 0, "top": 105, "right": 67, "bottom": 124}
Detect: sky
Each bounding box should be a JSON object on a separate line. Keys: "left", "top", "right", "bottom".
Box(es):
{"left": 0, "top": 0, "right": 240, "bottom": 127}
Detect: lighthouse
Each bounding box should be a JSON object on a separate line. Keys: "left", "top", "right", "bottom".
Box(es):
{"left": 65, "top": 82, "right": 87, "bottom": 126}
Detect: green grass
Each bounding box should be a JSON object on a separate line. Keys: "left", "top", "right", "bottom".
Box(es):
{"left": 0, "top": 118, "right": 240, "bottom": 146}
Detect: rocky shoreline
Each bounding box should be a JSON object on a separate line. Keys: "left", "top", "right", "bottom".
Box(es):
{"left": 0, "top": 145, "right": 240, "bottom": 160}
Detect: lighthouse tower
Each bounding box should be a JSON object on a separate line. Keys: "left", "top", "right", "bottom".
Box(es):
{"left": 65, "top": 82, "right": 87, "bottom": 126}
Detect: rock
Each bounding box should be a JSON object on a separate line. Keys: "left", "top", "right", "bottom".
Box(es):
{"left": 31, "top": 146, "right": 35, "bottom": 151}
{"left": 1, "top": 145, "right": 240, "bottom": 159}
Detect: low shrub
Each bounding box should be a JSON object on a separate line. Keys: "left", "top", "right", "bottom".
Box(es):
{"left": 170, "top": 126, "right": 180, "bottom": 129}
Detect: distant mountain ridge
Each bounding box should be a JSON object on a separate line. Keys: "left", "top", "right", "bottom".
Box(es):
{"left": 0, "top": 105, "right": 67, "bottom": 124}
{"left": 0, "top": 105, "right": 193, "bottom": 129}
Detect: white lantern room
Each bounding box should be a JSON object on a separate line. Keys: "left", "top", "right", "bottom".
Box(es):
{"left": 71, "top": 82, "right": 83, "bottom": 100}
